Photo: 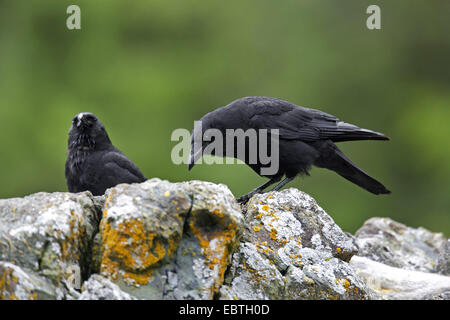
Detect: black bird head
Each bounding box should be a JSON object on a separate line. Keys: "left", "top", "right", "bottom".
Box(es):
{"left": 68, "top": 112, "right": 112, "bottom": 151}
{"left": 188, "top": 111, "right": 226, "bottom": 171}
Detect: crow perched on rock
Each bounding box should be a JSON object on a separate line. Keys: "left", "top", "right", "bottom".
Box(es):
{"left": 65, "top": 112, "right": 146, "bottom": 196}
{"left": 188, "top": 96, "right": 391, "bottom": 203}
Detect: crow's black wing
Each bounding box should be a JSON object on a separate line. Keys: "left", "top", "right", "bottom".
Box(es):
{"left": 100, "top": 150, "right": 147, "bottom": 185}
{"left": 243, "top": 97, "right": 388, "bottom": 142}
{"left": 243, "top": 97, "right": 336, "bottom": 141}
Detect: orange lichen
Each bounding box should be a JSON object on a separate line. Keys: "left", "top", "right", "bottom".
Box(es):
{"left": 212, "top": 208, "right": 224, "bottom": 218}
{"left": 28, "top": 293, "right": 37, "bottom": 300}
{"left": 100, "top": 217, "right": 178, "bottom": 286}
{"left": 342, "top": 279, "right": 350, "bottom": 290}
{"left": 270, "top": 228, "right": 278, "bottom": 241}
{"left": 261, "top": 205, "right": 270, "bottom": 212}
{"left": 336, "top": 278, "right": 351, "bottom": 291}
{"left": 242, "top": 261, "right": 267, "bottom": 282}
{"left": 0, "top": 267, "right": 20, "bottom": 300}
{"left": 188, "top": 210, "right": 238, "bottom": 297}
{"left": 253, "top": 226, "right": 261, "bottom": 232}
{"left": 59, "top": 208, "right": 86, "bottom": 265}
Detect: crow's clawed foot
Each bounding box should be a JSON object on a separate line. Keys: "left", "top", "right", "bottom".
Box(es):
{"left": 236, "top": 190, "right": 262, "bottom": 204}
{"left": 236, "top": 194, "right": 252, "bottom": 204}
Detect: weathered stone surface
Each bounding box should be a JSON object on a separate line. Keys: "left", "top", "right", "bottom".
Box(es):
{"left": 0, "top": 192, "right": 99, "bottom": 298}
{"left": 0, "top": 180, "right": 448, "bottom": 300}
{"left": 437, "top": 240, "right": 450, "bottom": 276}
{"left": 97, "top": 178, "right": 243, "bottom": 299}
{"left": 0, "top": 261, "right": 65, "bottom": 300}
{"left": 78, "top": 274, "right": 136, "bottom": 300}
{"left": 350, "top": 256, "right": 450, "bottom": 300}
{"left": 355, "top": 217, "right": 448, "bottom": 275}
{"left": 219, "top": 189, "right": 373, "bottom": 300}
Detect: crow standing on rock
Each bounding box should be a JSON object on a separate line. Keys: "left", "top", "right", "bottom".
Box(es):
{"left": 188, "top": 96, "right": 391, "bottom": 203}
{"left": 65, "top": 112, "right": 146, "bottom": 196}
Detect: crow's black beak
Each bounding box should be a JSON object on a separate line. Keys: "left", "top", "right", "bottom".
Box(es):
{"left": 188, "top": 147, "right": 202, "bottom": 171}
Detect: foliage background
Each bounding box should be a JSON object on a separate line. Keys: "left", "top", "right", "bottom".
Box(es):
{"left": 0, "top": 0, "right": 449, "bottom": 235}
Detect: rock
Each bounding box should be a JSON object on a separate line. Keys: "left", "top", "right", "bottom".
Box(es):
{"left": 97, "top": 178, "right": 243, "bottom": 299}
{"left": 0, "top": 261, "right": 65, "bottom": 300}
{"left": 350, "top": 256, "right": 450, "bottom": 300}
{"left": 355, "top": 217, "right": 448, "bottom": 274}
{"left": 78, "top": 274, "right": 136, "bottom": 300}
{"left": 0, "top": 180, "right": 448, "bottom": 300}
{"left": 219, "top": 189, "right": 374, "bottom": 300}
{"left": 437, "top": 240, "right": 450, "bottom": 276}
{"left": 0, "top": 192, "right": 99, "bottom": 298}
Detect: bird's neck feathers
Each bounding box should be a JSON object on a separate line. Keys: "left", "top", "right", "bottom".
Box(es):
{"left": 67, "top": 131, "right": 113, "bottom": 170}
{"left": 68, "top": 131, "right": 112, "bottom": 152}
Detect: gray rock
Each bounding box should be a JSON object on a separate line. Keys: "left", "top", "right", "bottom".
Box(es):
{"left": 350, "top": 256, "right": 450, "bottom": 300}
{"left": 79, "top": 274, "right": 137, "bottom": 300}
{"left": 437, "top": 240, "right": 450, "bottom": 276}
{"left": 0, "top": 192, "right": 99, "bottom": 298}
{"left": 0, "top": 261, "right": 65, "bottom": 300}
{"left": 219, "top": 189, "right": 374, "bottom": 300}
{"left": 97, "top": 178, "right": 243, "bottom": 300}
{"left": 355, "top": 217, "right": 448, "bottom": 274}
{"left": 0, "top": 180, "right": 447, "bottom": 300}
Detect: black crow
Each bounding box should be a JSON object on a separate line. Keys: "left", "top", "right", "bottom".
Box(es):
{"left": 188, "top": 96, "right": 391, "bottom": 203}
{"left": 65, "top": 112, "right": 146, "bottom": 196}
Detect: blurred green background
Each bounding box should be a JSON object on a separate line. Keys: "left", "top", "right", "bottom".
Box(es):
{"left": 0, "top": 0, "right": 449, "bottom": 235}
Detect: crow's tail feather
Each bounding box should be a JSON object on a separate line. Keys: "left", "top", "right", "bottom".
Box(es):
{"left": 315, "top": 143, "right": 391, "bottom": 195}
{"left": 327, "top": 122, "right": 390, "bottom": 142}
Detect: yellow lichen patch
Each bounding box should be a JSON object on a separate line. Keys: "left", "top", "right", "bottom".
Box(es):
{"left": 261, "top": 205, "right": 270, "bottom": 212}
{"left": 0, "top": 267, "right": 20, "bottom": 300}
{"left": 100, "top": 218, "right": 177, "bottom": 287}
{"left": 256, "top": 213, "right": 263, "bottom": 219}
{"left": 59, "top": 209, "right": 86, "bottom": 266}
{"left": 212, "top": 208, "right": 224, "bottom": 218}
{"left": 290, "top": 253, "right": 302, "bottom": 260}
{"left": 336, "top": 278, "right": 351, "bottom": 292}
{"left": 103, "top": 192, "right": 114, "bottom": 218}
{"left": 253, "top": 226, "right": 261, "bottom": 232}
{"left": 336, "top": 247, "right": 342, "bottom": 254}
{"left": 270, "top": 228, "right": 278, "bottom": 241}
{"left": 28, "top": 293, "right": 37, "bottom": 300}
{"left": 188, "top": 211, "right": 238, "bottom": 296}
{"left": 242, "top": 261, "right": 267, "bottom": 283}
{"left": 164, "top": 191, "right": 171, "bottom": 197}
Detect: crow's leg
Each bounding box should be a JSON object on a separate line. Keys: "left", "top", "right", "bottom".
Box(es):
{"left": 267, "top": 176, "right": 296, "bottom": 192}
{"left": 236, "top": 175, "right": 282, "bottom": 203}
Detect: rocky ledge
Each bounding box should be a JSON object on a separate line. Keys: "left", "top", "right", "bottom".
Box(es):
{"left": 0, "top": 179, "right": 448, "bottom": 300}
